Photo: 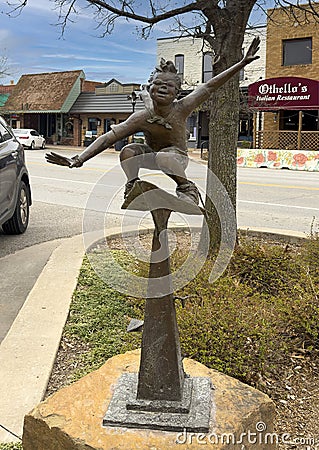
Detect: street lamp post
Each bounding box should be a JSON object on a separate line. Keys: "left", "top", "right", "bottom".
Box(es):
{"left": 127, "top": 91, "right": 137, "bottom": 113}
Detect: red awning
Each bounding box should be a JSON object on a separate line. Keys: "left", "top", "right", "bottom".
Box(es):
{"left": 248, "top": 77, "right": 319, "bottom": 111}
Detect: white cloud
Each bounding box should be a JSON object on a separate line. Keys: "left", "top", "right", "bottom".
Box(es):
{"left": 110, "top": 42, "right": 156, "bottom": 55}
{"left": 20, "top": 0, "right": 55, "bottom": 13}
{"left": 1, "top": 0, "right": 158, "bottom": 84}
{"left": 41, "top": 53, "right": 131, "bottom": 63}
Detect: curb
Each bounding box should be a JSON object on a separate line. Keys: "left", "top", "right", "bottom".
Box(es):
{"left": 238, "top": 226, "right": 308, "bottom": 244}
{"left": 0, "top": 225, "right": 309, "bottom": 443}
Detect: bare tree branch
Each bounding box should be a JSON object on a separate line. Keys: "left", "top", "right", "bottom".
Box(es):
{"left": 5, "top": 0, "right": 319, "bottom": 33}
{"left": 86, "top": 0, "right": 202, "bottom": 25}
{"left": 0, "top": 55, "right": 11, "bottom": 79}
{"left": 54, "top": 0, "right": 78, "bottom": 36}
{"left": 5, "top": 0, "right": 27, "bottom": 17}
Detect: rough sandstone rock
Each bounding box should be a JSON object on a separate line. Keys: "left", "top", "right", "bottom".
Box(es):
{"left": 23, "top": 349, "right": 275, "bottom": 449}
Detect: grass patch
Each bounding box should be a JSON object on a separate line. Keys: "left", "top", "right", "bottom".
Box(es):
{"left": 62, "top": 234, "right": 319, "bottom": 389}
{"left": 0, "top": 444, "right": 22, "bottom": 450}
{"left": 63, "top": 251, "right": 143, "bottom": 379}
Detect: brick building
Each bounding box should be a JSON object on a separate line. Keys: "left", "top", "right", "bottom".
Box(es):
{"left": 0, "top": 72, "right": 143, "bottom": 147}
{"left": 70, "top": 79, "right": 144, "bottom": 147}
{"left": 248, "top": 3, "right": 319, "bottom": 154}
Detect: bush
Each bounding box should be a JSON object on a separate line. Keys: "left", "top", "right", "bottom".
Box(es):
{"left": 0, "top": 444, "right": 22, "bottom": 450}
{"left": 174, "top": 238, "right": 319, "bottom": 384}
{"left": 65, "top": 235, "right": 319, "bottom": 388}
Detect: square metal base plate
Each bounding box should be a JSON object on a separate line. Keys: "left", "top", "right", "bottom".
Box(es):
{"left": 103, "top": 373, "right": 212, "bottom": 432}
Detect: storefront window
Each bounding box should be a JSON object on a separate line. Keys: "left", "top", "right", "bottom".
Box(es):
{"left": 64, "top": 120, "right": 73, "bottom": 137}
{"left": 202, "top": 53, "right": 213, "bottom": 82}
{"left": 280, "top": 110, "right": 319, "bottom": 131}
{"left": 175, "top": 54, "right": 184, "bottom": 82}
{"left": 302, "top": 110, "right": 319, "bottom": 131}
{"left": 88, "top": 117, "right": 98, "bottom": 135}
{"left": 280, "top": 111, "right": 299, "bottom": 130}
{"left": 187, "top": 113, "right": 197, "bottom": 139}
{"left": 282, "top": 38, "right": 312, "bottom": 66}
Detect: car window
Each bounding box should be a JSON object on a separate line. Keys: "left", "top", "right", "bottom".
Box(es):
{"left": 0, "top": 123, "right": 13, "bottom": 142}
{"left": 30, "top": 130, "right": 39, "bottom": 136}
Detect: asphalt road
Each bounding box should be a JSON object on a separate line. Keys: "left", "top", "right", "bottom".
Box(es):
{"left": 1, "top": 147, "right": 318, "bottom": 256}
{"left": 237, "top": 166, "right": 319, "bottom": 234}
{"left": 0, "top": 147, "right": 318, "bottom": 341}
{"left": 28, "top": 147, "right": 319, "bottom": 233}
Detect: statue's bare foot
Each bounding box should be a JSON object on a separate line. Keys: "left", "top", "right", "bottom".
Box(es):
{"left": 176, "top": 181, "right": 199, "bottom": 205}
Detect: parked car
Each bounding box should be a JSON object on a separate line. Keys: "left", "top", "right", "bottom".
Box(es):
{"left": 0, "top": 116, "right": 32, "bottom": 234}
{"left": 14, "top": 128, "right": 46, "bottom": 149}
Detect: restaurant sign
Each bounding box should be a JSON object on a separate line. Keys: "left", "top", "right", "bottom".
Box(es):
{"left": 248, "top": 77, "right": 319, "bottom": 110}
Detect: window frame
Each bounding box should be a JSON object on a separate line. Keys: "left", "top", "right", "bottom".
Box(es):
{"left": 282, "top": 37, "right": 312, "bottom": 66}
{"left": 109, "top": 83, "right": 119, "bottom": 93}
{"left": 174, "top": 54, "right": 184, "bottom": 82}
{"left": 202, "top": 52, "right": 213, "bottom": 83}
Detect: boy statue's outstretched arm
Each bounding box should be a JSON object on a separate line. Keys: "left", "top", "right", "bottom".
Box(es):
{"left": 46, "top": 114, "right": 139, "bottom": 168}
{"left": 45, "top": 129, "right": 119, "bottom": 168}
{"left": 182, "top": 37, "right": 260, "bottom": 113}
{"left": 205, "top": 37, "right": 260, "bottom": 94}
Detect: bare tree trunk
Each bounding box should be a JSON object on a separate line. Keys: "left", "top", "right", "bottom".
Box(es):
{"left": 205, "top": 74, "right": 240, "bottom": 250}
{"left": 197, "top": 2, "right": 256, "bottom": 253}
{"left": 197, "top": 24, "right": 242, "bottom": 253}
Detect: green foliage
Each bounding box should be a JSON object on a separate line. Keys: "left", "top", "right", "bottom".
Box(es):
{"left": 0, "top": 444, "right": 22, "bottom": 450}
{"left": 65, "top": 236, "right": 319, "bottom": 388}
{"left": 174, "top": 237, "right": 319, "bottom": 384}
{"left": 237, "top": 140, "right": 252, "bottom": 148}
{"left": 64, "top": 254, "right": 142, "bottom": 378}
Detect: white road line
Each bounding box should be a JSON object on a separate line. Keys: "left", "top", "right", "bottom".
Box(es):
{"left": 239, "top": 200, "right": 319, "bottom": 212}
{"left": 30, "top": 175, "right": 119, "bottom": 188}
{"left": 30, "top": 176, "right": 319, "bottom": 212}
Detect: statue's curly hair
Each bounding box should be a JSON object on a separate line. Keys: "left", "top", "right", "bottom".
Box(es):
{"left": 147, "top": 58, "right": 182, "bottom": 91}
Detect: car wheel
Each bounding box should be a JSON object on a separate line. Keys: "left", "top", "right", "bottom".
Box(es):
{"left": 2, "top": 181, "right": 30, "bottom": 234}
{"left": 41, "top": 140, "right": 46, "bottom": 149}
{"left": 30, "top": 141, "right": 35, "bottom": 150}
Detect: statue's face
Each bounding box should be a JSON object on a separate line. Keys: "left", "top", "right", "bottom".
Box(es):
{"left": 149, "top": 72, "right": 178, "bottom": 106}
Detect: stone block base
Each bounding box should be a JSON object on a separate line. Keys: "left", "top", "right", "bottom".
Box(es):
{"left": 23, "top": 349, "right": 275, "bottom": 450}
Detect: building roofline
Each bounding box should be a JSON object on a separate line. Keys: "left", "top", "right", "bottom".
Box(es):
{"left": 18, "top": 69, "right": 84, "bottom": 79}
{"left": 157, "top": 25, "right": 266, "bottom": 41}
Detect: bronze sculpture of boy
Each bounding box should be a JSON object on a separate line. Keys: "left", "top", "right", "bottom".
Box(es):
{"left": 46, "top": 37, "right": 260, "bottom": 204}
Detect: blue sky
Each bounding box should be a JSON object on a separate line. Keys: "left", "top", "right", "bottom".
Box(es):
{"left": 0, "top": 0, "right": 268, "bottom": 86}
{"left": 0, "top": 0, "right": 159, "bottom": 85}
